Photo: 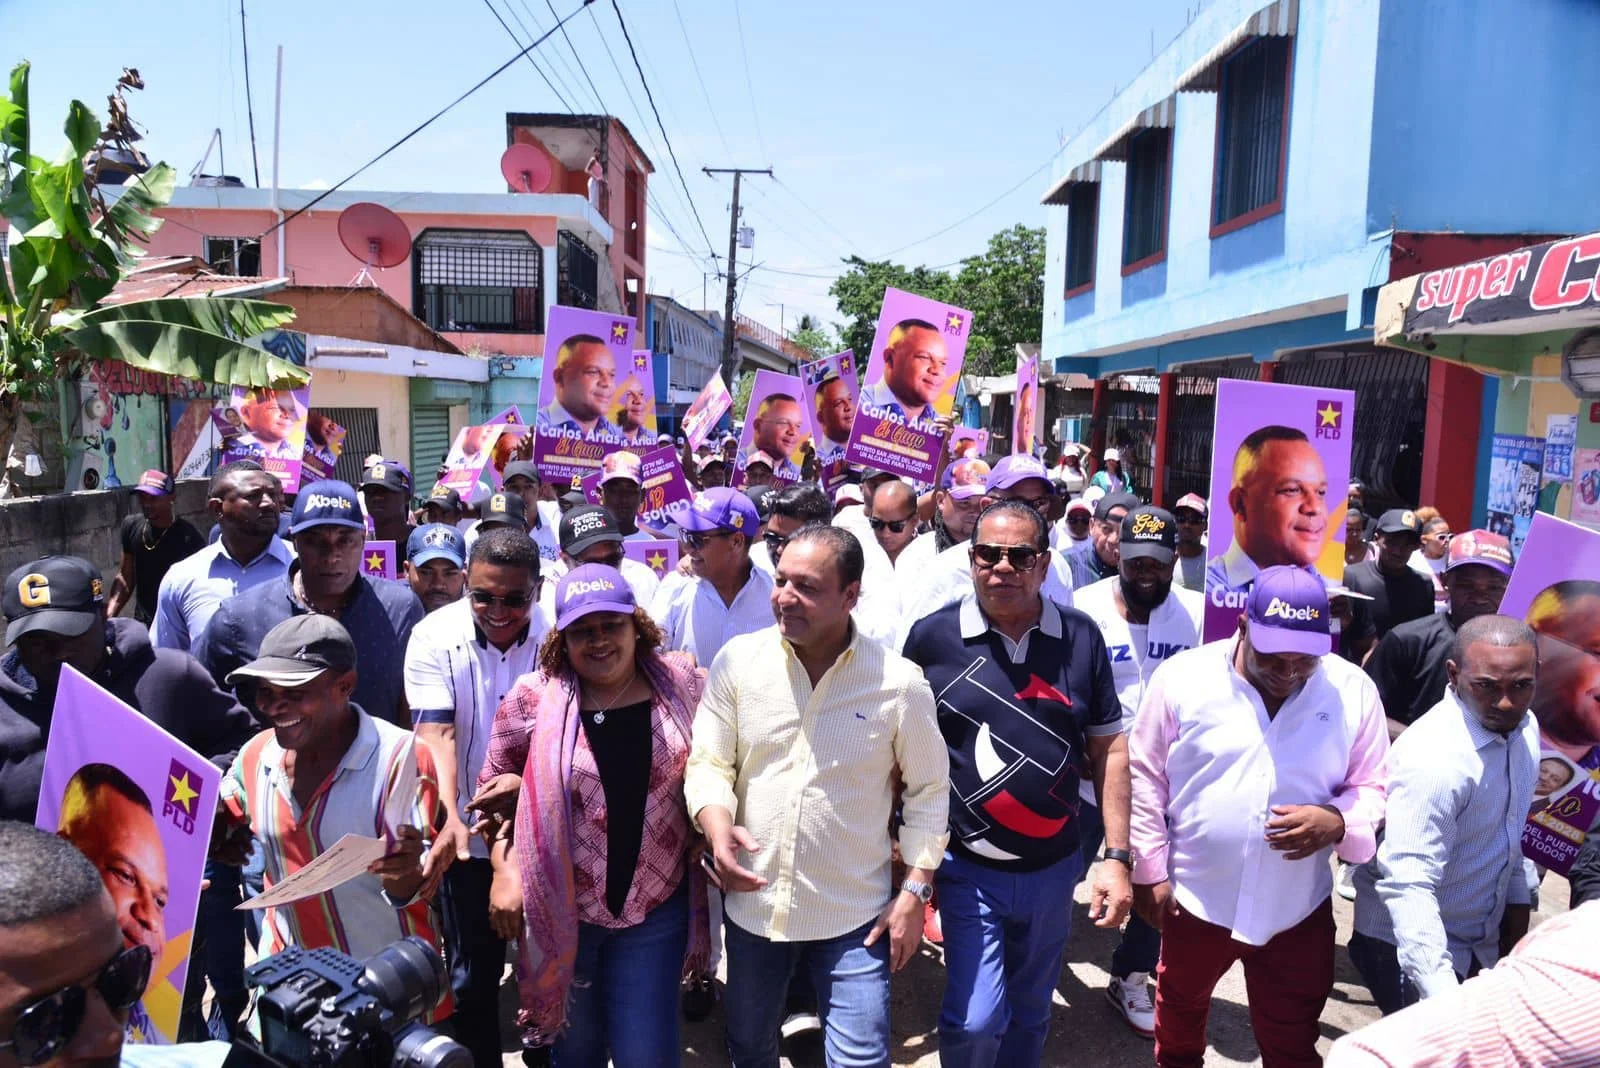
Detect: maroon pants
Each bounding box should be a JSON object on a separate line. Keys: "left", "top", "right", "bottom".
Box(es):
{"left": 1153, "top": 896, "right": 1335, "bottom": 1068}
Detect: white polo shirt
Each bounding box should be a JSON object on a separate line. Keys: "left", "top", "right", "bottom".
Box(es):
{"left": 650, "top": 564, "right": 774, "bottom": 666}
{"left": 404, "top": 597, "right": 549, "bottom": 858}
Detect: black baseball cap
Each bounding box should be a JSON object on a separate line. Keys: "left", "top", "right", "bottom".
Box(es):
{"left": 560, "top": 505, "right": 623, "bottom": 556}
{"left": 424, "top": 485, "right": 463, "bottom": 513}
{"left": 1376, "top": 508, "right": 1422, "bottom": 536}
{"left": 1119, "top": 506, "right": 1177, "bottom": 565}
{"left": 743, "top": 483, "right": 778, "bottom": 521}
{"left": 226, "top": 614, "right": 357, "bottom": 688}
{"left": 360, "top": 459, "right": 411, "bottom": 495}
{"left": 501, "top": 461, "right": 541, "bottom": 486}
{"left": 1094, "top": 492, "right": 1140, "bottom": 522}
{"left": 3, "top": 557, "right": 106, "bottom": 645}
{"left": 478, "top": 490, "right": 529, "bottom": 531}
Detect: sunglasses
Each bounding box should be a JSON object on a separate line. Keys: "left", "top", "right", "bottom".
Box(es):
{"left": 868, "top": 516, "right": 912, "bottom": 534}
{"left": 681, "top": 530, "right": 735, "bottom": 551}
{"left": 971, "top": 543, "right": 1042, "bottom": 571}
{"left": 469, "top": 590, "right": 532, "bottom": 609}
{"left": 763, "top": 531, "right": 792, "bottom": 559}
{"left": 0, "top": 944, "right": 150, "bottom": 1065}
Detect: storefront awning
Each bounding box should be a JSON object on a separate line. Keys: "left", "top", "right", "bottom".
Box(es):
{"left": 1374, "top": 231, "right": 1600, "bottom": 381}
{"left": 1040, "top": 159, "right": 1103, "bottom": 206}
{"left": 1176, "top": 0, "right": 1300, "bottom": 92}
{"left": 1091, "top": 96, "right": 1177, "bottom": 162}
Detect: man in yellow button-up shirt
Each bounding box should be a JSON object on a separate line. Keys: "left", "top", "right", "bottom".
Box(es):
{"left": 687, "top": 523, "right": 950, "bottom": 1068}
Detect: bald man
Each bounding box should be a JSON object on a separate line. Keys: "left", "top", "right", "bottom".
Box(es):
{"left": 869, "top": 480, "right": 919, "bottom": 566}
{"left": 1206, "top": 426, "right": 1331, "bottom": 606}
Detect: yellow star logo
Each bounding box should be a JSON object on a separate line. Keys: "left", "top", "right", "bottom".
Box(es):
{"left": 646, "top": 551, "right": 667, "bottom": 573}
{"left": 611, "top": 322, "right": 630, "bottom": 342}
{"left": 168, "top": 771, "right": 198, "bottom": 814}
{"left": 365, "top": 552, "right": 385, "bottom": 572}
{"left": 945, "top": 312, "right": 964, "bottom": 332}
{"left": 1317, "top": 403, "right": 1340, "bottom": 428}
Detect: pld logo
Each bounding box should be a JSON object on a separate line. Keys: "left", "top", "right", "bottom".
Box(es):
{"left": 163, "top": 757, "right": 201, "bottom": 835}
{"left": 1314, "top": 400, "right": 1343, "bottom": 440}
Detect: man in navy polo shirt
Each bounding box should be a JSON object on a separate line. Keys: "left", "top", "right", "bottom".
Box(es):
{"left": 902, "top": 499, "right": 1132, "bottom": 1068}
{"left": 195, "top": 479, "right": 423, "bottom": 728}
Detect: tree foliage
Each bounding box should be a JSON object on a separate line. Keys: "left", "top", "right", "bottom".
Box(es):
{"left": 789, "top": 312, "right": 837, "bottom": 360}
{"left": 828, "top": 224, "right": 1045, "bottom": 377}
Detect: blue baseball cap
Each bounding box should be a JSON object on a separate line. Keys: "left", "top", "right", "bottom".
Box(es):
{"left": 289, "top": 480, "right": 365, "bottom": 534}
{"left": 555, "top": 564, "right": 635, "bottom": 630}
{"left": 1246, "top": 565, "right": 1331, "bottom": 656}
{"left": 407, "top": 524, "right": 466, "bottom": 568}
{"left": 679, "top": 487, "right": 759, "bottom": 536}
{"left": 985, "top": 454, "right": 1051, "bottom": 493}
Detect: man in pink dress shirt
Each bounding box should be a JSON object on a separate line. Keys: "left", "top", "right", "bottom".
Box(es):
{"left": 1128, "top": 565, "right": 1389, "bottom": 1068}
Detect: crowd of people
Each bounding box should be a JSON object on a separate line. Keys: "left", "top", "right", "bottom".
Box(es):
{"left": 1, "top": 433, "right": 1596, "bottom": 1068}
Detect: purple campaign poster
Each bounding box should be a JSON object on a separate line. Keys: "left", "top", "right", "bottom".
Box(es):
{"left": 534, "top": 305, "right": 638, "bottom": 487}
{"left": 611, "top": 350, "right": 658, "bottom": 447}
{"left": 801, "top": 352, "right": 857, "bottom": 493}
{"left": 681, "top": 373, "right": 733, "bottom": 453}
{"left": 625, "top": 538, "right": 679, "bottom": 580}
{"left": 1498, "top": 513, "right": 1600, "bottom": 874}
{"left": 844, "top": 287, "right": 971, "bottom": 482}
{"left": 638, "top": 446, "right": 694, "bottom": 530}
{"left": 361, "top": 540, "right": 397, "bottom": 581}
{"left": 213, "top": 384, "right": 310, "bottom": 493}
{"left": 1202, "top": 379, "right": 1356, "bottom": 642}
{"left": 733, "top": 370, "right": 809, "bottom": 488}
{"left": 1013, "top": 353, "right": 1040, "bottom": 456}
{"left": 950, "top": 427, "right": 990, "bottom": 461}
{"left": 437, "top": 424, "right": 508, "bottom": 496}
{"left": 36, "top": 667, "right": 219, "bottom": 1045}
{"left": 301, "top": 410, "right": 348, "bottom": 483}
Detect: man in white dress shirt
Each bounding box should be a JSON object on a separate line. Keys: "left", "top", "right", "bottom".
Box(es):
{"left": 1128, "top": 565, "right": 1388, "bottom": 1068}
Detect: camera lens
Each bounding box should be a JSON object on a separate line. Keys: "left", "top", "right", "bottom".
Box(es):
{"left": 392, "top": 1023, "right": 474, "bottom": 1068}
{"left": 356, "top": 936, "right": 446, "bottom": 1025}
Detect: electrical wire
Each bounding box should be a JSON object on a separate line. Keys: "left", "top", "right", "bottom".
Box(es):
{"left": 670, "top": 0, "right": 733, "bottom": 160}
{"left": 872, "top": 154, "right": 1057, "bottom": 260}
{"left": 258, "top": 0, "right": 595, "bottom": 242}
{"left": 729, "top": 0, "right": 769, "bottom": 162}
{"left": 484, "top": 0, "right": 578, "bottom": 112}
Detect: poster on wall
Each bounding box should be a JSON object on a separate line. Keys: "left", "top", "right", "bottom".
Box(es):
{"left": 1541, "top": 414, "right": 1578, "bottom": 515}
{"left": 1488, "top": 434, "right": 1545, "bottom": 556}
{"left": 36, "top": 667, "right": 219, "bottom": 1046}
{"left": 170, "top": 393, "right": 228, "bottom": 483}
{"left": 844, "top": 287, "right": 971, "bottom": 482}
{"left": 533, "top": 305, "right": 638, "bottom": 488}
{"left": 1498, "top": 514, "right": 1600, "bottom": 875}
{"left": 732, "top": 370, "right": 809, "bottom": 488}
{"left": 1013, "top": 352, "right": 1040, "bottom": 456}
{"left": 67, "top": 380, "right": 169, "bottom": 492}
{"left": 211, "top": 385, "right": 310, "bottom": 493}
{"left": 1572, "top": 448, "right": 1600, "bottom": 529}
{"left": 1202, "top": 379, "right": 1356, "bottom": 643}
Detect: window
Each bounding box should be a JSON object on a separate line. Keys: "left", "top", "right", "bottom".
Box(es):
{"left": 1064, "top": 183, "right": 1099, "bottom": 296}
{"left": 1212, "top": 35, "right": 1293, "bottom": 234}
{"left": 624, "top": 167, "right": 643, "bottom": 260}
{"left": 413, "top": 229, "right": 542, "bottom": 333}
{"left": 557, "top": 231, "right": 599, "bottom": 310}
{"left": 204, "top": 236, "right": 260, "bottom": 276}
{"left": 1122, "top": 129, "right": 1171, "bottom": 271}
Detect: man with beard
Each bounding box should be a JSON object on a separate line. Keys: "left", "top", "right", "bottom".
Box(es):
{"left": 813, "top": 373, "right": 855, "bottom": 461}
{"left": 1342, "top": 510, "right": 1435, "bottom": 663}
{"left": 403, "top": 524, "right": 467, "bottom": 615}
{"left": 1067, "top": 493, "right": 1137, "bottom": 590}
{"left": 1206, "top": 427, "right": 1331, "bottom": 603}
{"left": 1071, "top": 506, "right": 1204, "bottom": 1037}
{"left": 745, "top": 394, "right": 805, "bottom": 483}
{"left": 859, "top": 319, "right": 948, "bottom": 427}
{"left": 539, "top": 335, "right": 620, "bottom": 438}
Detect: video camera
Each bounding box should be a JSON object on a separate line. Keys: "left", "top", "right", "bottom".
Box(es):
{"left": 222, "top": 936, "right": 469, "bottom": 1068}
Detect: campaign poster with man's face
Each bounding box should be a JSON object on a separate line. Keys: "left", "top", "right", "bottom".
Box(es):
{"left": 608, "top": 350, "right": 658, "bottom": 447}
{"left": 1013, "top": 353, "right": 1039, "bottom": 456}
{"left": 1202, "top": 379, "right": 1356, "bottom": 642}
{"left": 300, "top": 410, "right": 348, "bottom": 483}
{"left": 534, "top": 306, "right": 637, "bottom": 486}
{"left": 437, "top": 424, "right": 508, "bottom": 496}
{"left": 733, "top": 371, "right": 810, "bottom": 489}
{"left": 844, "top": 287, "right": 971, "bottom": 482}
{"left": 36, "top": 667, "right": 219, "bottom": 1046}
{"left": 1499, "top": 513, "right": 1600, "bottom": 874}
{"left": 950, "top": 427, "right": 990, "bottom": 461}
{"left": 799, "top": 351, "right": 858, "bottom": 494}
{"left": 681, "top": 372, "right": 733, "bottom": 453}
{"left": 214, "top": 384, "right": 310, "bottom": 492}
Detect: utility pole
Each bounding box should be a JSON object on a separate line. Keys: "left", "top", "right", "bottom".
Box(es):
{"left": 704, "top": 166, "right": 772, "bottom": 389}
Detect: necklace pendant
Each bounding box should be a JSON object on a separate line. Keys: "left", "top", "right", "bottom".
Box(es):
{"left": 593, "top": 711, "right": 606, "bottom": 725}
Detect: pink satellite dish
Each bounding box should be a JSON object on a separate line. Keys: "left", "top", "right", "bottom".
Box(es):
{"left": 336, "top": 202, "right": 411, "bottom": 284}
{"left": 501, "top": 143, "right": 554, "bottom": 194}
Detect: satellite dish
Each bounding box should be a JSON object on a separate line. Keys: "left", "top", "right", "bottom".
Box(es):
{"left": 336, "top": 202, "right": 411, "bottom": 285}
{"left": 500, "top": 143, "right": 554, "bottom": 194}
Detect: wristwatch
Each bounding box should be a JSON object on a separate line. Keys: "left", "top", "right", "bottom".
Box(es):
{"left": 900, "top": 877, "right": 934, "bottom": 903}
{"left": 1101, "top": 848, "right": 1134, "bottom": 869}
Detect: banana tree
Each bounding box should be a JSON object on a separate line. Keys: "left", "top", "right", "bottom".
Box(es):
{"left": 0, "top": 61, "right": 306, "bottom": 476}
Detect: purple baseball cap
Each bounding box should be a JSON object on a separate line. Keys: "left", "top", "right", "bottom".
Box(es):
{"left": 940, "top": 457, "right": 991, "bottom": 500}
{"left": 1246, "top": 565, "right": 1331, "bottom": 656}
{"left": 985, "top": 454, "right": 1051, "bottom": 493}
{"left": 678, "top": 487, "right": 760, "bottom": 535}
{"left": 555, "top": 564, "right": 636, "bottom": 630}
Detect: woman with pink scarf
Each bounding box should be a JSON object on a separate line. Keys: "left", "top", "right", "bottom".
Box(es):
{"left": 473, "top": 563, "right": 709, "bottom": 1065}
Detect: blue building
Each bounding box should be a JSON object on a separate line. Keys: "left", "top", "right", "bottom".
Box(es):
{"left": 1041, "top": 0, "right": 1600, "bottom": 524}
{"left": 645, "top": 294, "right": 723, "bottom": 436}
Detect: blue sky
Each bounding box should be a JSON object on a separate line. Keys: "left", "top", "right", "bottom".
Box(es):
{"left": 9, "top": 0, "right": 1196, "bottom": 333}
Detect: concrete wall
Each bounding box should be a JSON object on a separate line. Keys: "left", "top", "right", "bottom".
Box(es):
{"left": 308, "top": 370, "right": 411, "bottom": 470}
{"left": 0, "top": 482, "right": 213, "bottom": 607}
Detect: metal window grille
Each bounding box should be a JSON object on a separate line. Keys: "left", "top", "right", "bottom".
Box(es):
{"left": 1102, "top": 376, "right": 1160, "bottom": 494}
{"left": 1065, "top": 183, "right": 1099, "bottom": 292}
{"left": 1122, "top": 130, "right": 1171, "bottom": 266}
{"left": 414, "top": 229, "right": 542, "bottom": 333}
{"left": 1214, "top": 36, "right": 1291, "bottom": 227}
{"left": 558, "top": 231, "right": 599, "bottom": 310}
{"left": 1165, "top": 358, "right": 1262, "bottom": 502}
{"left": 204, "top": 236, "right": 261, "bottom": 276}
{"left": 311, "top": 407, "right": 380, "bottom": 487}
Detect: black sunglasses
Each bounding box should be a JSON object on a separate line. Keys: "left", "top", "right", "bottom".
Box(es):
{"left": 469, "top": 589, "right": 532, "bottom": 609}
{"left": 681, "top": 530, "right": 736, "bottom": 551}
{"left": 868, "top": 517, "right": 912, "bottom": 534}
{"left": 0, "top": 944, "right": 150, "bottom": 1065}
{"left": 763, "top": 531, "right": 792, "bottom": 559}
{"left": 971, "top": 543, "right": 1042, "bottom": 571}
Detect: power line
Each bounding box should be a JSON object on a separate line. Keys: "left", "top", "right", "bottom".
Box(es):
{"left": 670, "top": 0, "right": 733, "bottom": 160}
{"left": 540, "top": 0, "right": 611, "bottom": 113}
{"left": 485, "top": 0, "right": 578, "bottom": 112}
{"left": 873, "top": 154, "right": 1057, "bottom": 260}
{"left": 771, "top": 175, "right": 858, "bottom": 251}
{"left": 729, "top": 0, "right": 770, "bottom": 162}
{"left": 606, "top": 0, "right": 720, "bottom": 263}
{"left": 260, "top": 0, "right": 596, "bottom": 241}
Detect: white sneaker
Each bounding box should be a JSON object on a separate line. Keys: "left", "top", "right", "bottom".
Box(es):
{"left": 1336, "top": 860, "right": 1358, "bottom": 901}
{"left": 1106, "top": 972, "right": 1156, "bottom": 1038}
{"left": 781, "top": 1012, "right": 822, "bottom": 1039}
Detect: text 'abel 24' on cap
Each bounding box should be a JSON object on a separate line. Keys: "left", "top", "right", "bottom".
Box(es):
{"left": 554, "top": 564, "right": 635, "bottom": 630}
{"left": 289, "top": 481, "right": 365, "bottom": 535}
{"left": 1246, "top": 565, "right": 1331, "bottom": 657}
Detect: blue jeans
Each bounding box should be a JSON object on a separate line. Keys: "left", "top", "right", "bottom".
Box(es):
{"left": 1346, "top": 932, "right": 1427, "bottom": 1016}
{"left": 1076, "top": 800, "right": 1160, "bottom": 978}
{"left": 937, "top": 849, "right": 1083, "bottom": 1068}
{"left": 181, "top": 848, "right": 264, "bottom": 1040}
{"left": 435, "top": 858, "right": 507, "bottom": 1067}
{"left": 552, "top": 880, "right": 688, "bottom": 1068}
{"left": 722, "top": 915, "right": 890, "bottom": 1068}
